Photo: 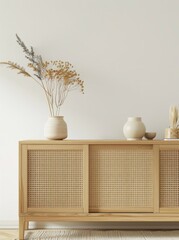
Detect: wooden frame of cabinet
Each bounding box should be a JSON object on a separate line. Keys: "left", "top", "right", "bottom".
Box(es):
{"left": 19, "top": 140, "right": 179, "bottom": 239}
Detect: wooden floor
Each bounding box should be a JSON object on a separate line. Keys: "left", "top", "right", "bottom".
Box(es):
{"left": 0, "top": 230, "right": 18, "bottom": 240}
{"left": 1, "top": 229, "right": 179, "bottom": 240}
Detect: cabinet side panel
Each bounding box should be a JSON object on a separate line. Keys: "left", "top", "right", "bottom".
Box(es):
{"left": 19, "top": 144, "right": 28, "bottom": 214}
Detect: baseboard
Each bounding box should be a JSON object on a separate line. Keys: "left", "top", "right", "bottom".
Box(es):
{"left": 1, "top": 221, "right": 179, "bottom": 230}
{"left": 0, "top": 221, "right": 18, "bottom": 229}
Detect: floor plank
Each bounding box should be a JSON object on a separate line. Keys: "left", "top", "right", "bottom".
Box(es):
{"left": 0, "top": 229, "right": 18, "bottom": 240}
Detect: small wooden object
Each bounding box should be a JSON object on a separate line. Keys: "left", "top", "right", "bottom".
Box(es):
{"left": 165, "top": 128, "right": 178, "bottom": 139}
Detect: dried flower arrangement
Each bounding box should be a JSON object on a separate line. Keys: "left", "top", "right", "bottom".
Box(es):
{"left": 0, "top": 35, "right": 84, "bottom": 116}
{"left": 165, "top": 105, "right": 179, "bottom": 139}
{"left": 169, "top": 106, "right": 178, "bottom": 129}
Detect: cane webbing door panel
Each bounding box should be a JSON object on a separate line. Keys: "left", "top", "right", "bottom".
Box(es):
{"left": 22, "top": 145, "right": 88, "bottom": 213}
{"left": 89, "top": 144, "right": 153, "bottom": 212}
{"left": 160, "top": 146, "right": 179, "bottom": 213}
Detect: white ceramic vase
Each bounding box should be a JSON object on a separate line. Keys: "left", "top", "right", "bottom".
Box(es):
{"left": 123, "top": 117, "right": 146, "bottom": 140}
{"left": 44, "top": 116, "right": 67, "bottom": 140}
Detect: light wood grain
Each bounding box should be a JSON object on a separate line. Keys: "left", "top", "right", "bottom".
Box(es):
{"left": 19, "top": 139, "right": 179, "bottom": 145}
{"left": 153, "top": 145, "right": 159, "bottom": 213}
{"left": 0, "top": 229, "right": 18, "bottom": 240}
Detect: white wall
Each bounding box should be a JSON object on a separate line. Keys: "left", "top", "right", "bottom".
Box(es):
{"left": 1, "top": 0, "right": 179, "bottom": 229}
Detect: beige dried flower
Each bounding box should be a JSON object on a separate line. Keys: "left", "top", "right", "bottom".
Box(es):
{"left": 0, "top": 35, "right": 84, "bottom": 116}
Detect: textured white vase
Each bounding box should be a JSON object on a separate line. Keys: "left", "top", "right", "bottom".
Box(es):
{"left": 44, "top": 116, "right": 67, "bottom": 140}
{"left": 123, "top": 117, "right": 146, "bottom": 140}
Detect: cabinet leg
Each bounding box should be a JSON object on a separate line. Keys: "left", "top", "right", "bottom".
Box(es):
{"left": 25, "top": 221, "right": 29, "bottom": 230}
{"left": 19, "top": 217, "right": 25, "bottom": 240}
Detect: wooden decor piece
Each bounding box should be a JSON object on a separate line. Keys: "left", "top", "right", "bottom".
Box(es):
{"left": 19, "top": 140, "right": 179, "bottom": 240}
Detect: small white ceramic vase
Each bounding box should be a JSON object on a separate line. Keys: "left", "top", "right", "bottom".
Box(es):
{"left": 44, "top": 116, "right": 67, "bottom": 140}
{"left": 123, "top": 117, "right": 146, "bottom": 140}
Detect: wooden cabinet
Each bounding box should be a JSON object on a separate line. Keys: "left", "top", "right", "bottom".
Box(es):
{"left": 19, "top": 140, "right": 179, "bottom": 239}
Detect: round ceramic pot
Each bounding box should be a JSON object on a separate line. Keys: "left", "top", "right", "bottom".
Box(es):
{"left": 123, "top": 117, "right": 146, "bottom": 140}
{"left": 44, "top": 116, "right": 67, "bottom": 140}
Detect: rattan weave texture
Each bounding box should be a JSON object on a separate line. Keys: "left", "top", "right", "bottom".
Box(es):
{"left": 160, "top": 150, "right": 179, "bottom": 208}
{"left": 28, "top": 149, "right": 84, "bottom": 209}
{"left": 89, "top": 145, "right": 153, "bottom": 212}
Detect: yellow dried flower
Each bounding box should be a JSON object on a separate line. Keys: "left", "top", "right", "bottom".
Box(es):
{"left": 0, "top": 35, "right": 84, "bottom": 116}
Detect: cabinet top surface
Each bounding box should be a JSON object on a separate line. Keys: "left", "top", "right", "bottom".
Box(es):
{"left": 19, "top": 139, "right": 179, "bottom": 145}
